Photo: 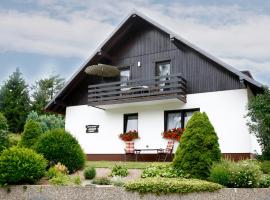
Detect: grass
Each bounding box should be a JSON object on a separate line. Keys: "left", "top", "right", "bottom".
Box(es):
{"left": 87, "top": 161, "right": 169, "bottom": 169}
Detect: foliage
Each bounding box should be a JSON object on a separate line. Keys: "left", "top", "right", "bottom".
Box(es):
{"left": 46, "top": 163, "right": 68, "bottom": 179}
{"left": 73, "top": 175, "right": 81, "bottom": 185}
{"left": 31, "top": 75, "right": 65, "bottom": 114}
{"left": 141, "top": 164, "right": 187, "bottom": 178}
{"left": 260, "top": 161, "right": 270, "bottom": 174}
{"left": 8, "top": 133, "right": 21, "bottom": 147}
{"left": 87, "top": 161, "right": 168, "bottom": 169}
{"left": 0, "top": 113, "right": 9, "bottom": 152}
{"left": 35, "top": 128, "right": 85, "bottom": 173}
{"left": 247, "top": 87, "right": 270, "bottom": 160}
{"left": 49, "top": 173, "right": 70, "bottom": 186}
{"left": 173, "top": 112, "right": 222, "bottom": 179}
{"left": 209, "top": 160, "right": 262, "bottom": 188}
{"left": 0, "top": 147, "right": 47, "bottom": 185}
{"left": 92, "top": 177, "right": 111, "bottom": 185}
{"left": 84, "top": 167, "right": 96, "bottom": 180}
{"left": 0, "top": 68, "right": 31, "bottom": 133}
{"left": 111, "top": 165, "right": 128, "bottom": 177}
{"left": 119, "top": 130, "right": 139, "bottom": 141}
{"left": 162, "top": 128, "right": 184, "bottom": 141}
{"left": 21, "top": 120, "right": 42, "bottom": 148}
{"left": 27, "top": 111, "right": 65, "bottom": 133}
{"left": 125, "top": 178, "right": 223, "bottom": 195}
{"left": 0, "top": 112, "right": 8, "bottom": 131}
{"left": 111, "top": 176, "right": 125, "bottom": 187}
{"left": 258, "top": 175, "right": 270, "bottom": 188}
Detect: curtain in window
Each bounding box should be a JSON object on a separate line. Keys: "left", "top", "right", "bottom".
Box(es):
{"left": 184, "top": 111, "right": 194, "bottom": 127}
{"left": 167, "top": 113, "right": 182, "bottom": 130}
{"left": 126, "top": 115, "right": 138, "bottom": 132}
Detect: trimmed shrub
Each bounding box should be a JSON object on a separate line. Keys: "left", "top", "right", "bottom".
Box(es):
{"left": 125, "top": 178, "right": 223, "bottom": 195}
{"left": 84, "top": 167, "right": 96, "bottom": 180}
{"left": 111, "top": 165, "right": 128, "bottom": 177}
{"left": 0, "top": 113, "right": 9, "bottom": 152}
{"left": 92, "top": 177, "right": 111, "bottom": 185}
{"left": 209, "top": 160, "right": 262, "bottom": 188}
{"left": 27, "top": 111, "right": 64, "bottom": 133}
{"left": 0, "top": 147, "right": 47, "bottom": 185}
{"left": 35, "top": 128, "right": 85, "bottom": 173}
{"left": 173, "top": 112, "right": 222, "bottom": 179}
{"left": 141, "top": 164, "right": 186, "bottom": 178}
{"left": 21, "top": 120, "right": 42, "bottom": 148}
{"left": 261, "top": 161, "right": 270, "bottom": 174}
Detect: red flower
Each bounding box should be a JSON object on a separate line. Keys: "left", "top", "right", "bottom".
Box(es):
{"left": 119, "top": 130, "right": 139, "bottom": 141}
{"left": 162, "top": 128, "right": 184, "bottom": 142}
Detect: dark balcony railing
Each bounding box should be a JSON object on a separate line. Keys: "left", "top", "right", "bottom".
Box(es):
{"left": 88, "top": 73, "right": 187, "bottom": 106}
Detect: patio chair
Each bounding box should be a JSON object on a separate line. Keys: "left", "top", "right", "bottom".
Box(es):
{"left": 124, "top": 141, "right": 137, "bottom": 161}
{"left": 157, "top": 140, "right": 175, "bottom": 162}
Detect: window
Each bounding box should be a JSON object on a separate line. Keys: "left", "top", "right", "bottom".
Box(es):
{"left": 124, "top": 113, "right": 138, "bottom": 133}
{"left": 120, "top": 67, "right": 130, "bottom": 82}
{"left": 156, "top": 61, "right": 170, "bottom": 91}
{"left": 164, "top": 109, "right": 199, "bottom": 130}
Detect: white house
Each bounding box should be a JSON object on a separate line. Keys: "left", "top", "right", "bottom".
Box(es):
{"left": 45, "top": 12, "right": 263, "bottom": 161}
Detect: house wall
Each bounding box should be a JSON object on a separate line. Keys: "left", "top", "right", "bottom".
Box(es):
{"left": 65, "top": 89, "right": 261, "bottom": 158}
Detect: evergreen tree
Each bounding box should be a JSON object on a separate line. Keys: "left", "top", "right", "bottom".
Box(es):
{"left": 247, "top": 87, "right": 270, "bottom": 160}
{"left": 31, "top": 75, "right": 64, "bottom": 114}
{"left": 173, "top": 112, "right": 221, "bottom": 179}
{"left": 0, "top": 68, "right": 30, "bottom": 133}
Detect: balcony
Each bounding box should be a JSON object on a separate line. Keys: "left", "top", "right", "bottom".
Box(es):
{"left": 88, "top": 73, "right": 187, "bottom": 108}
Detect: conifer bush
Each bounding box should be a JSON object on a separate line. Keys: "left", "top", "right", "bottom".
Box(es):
{"left": 0, "top": 113, "right": 9, "bottom": 152}
{"left": 173, "top": 112, "right": 221, "bottom": 179}
{"left": 21, "top": 120, "right": 42, "bottom": 148}
{"left": 35, "top": 128, "right": 85, "bottom": 173}
{"left": 0, "top": 147, "right": 47, "bottom": 185}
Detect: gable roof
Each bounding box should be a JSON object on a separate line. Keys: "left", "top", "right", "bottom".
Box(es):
{"left": 45, "top": 11, "right": 263, "bottom": 113}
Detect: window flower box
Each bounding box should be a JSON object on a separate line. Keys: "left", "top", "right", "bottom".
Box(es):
{"left": 119, "top": 130, "right": 139, "bottom": 141}
{"left": 162, "top": 128, "right": 184, "bottom": 141}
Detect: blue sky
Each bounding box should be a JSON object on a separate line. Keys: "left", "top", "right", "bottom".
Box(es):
{"left": 0, "top": 0, "right": 269, "bottom": 86}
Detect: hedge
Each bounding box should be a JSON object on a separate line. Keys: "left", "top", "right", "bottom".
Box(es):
{"left": 125, "top": 178, "right": 223, "bottom": 195}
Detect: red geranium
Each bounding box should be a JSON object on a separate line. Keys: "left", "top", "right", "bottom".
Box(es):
{"left": 162, "top": 128, "right": 184, "bottom": 142}
{"left": 119, "top": 130, "right": 139, "bottom": 141}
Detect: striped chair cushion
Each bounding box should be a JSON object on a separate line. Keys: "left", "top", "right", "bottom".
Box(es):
{"left": 165, "top": 140, "right": 174, "bottom": 153}
{"left": 125, "top": 141, "right": 135, "bottom": 154}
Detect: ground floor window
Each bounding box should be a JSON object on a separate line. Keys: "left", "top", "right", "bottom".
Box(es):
{"left": 124, "top": 113, "right": 138, "bottom": 133}
{"left": 164, "top": 108, "right": 199, "bottom": 130}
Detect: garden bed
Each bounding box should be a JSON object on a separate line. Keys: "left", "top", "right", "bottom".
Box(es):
{"left": 1, "top": 185, "right": 270, "bottom": 200}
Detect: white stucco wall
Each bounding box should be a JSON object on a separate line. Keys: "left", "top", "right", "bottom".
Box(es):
{"left": 65, "top": 89, "right": 261, "bottom": 155}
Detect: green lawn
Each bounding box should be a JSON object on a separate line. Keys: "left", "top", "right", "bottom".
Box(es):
{"left": 86, "top": 161, "right": 170, "bottom": 169}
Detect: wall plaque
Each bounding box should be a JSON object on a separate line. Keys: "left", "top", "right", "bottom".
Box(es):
{"left": 86, "top": 125, "right": 99, "bottom": 133}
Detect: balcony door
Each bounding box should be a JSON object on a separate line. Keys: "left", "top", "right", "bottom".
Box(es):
{"left": 120, "top": 67, "right": 130, "bottom": 87}
{"left": 156, "top": 61, "right": 170, "bottom": 91}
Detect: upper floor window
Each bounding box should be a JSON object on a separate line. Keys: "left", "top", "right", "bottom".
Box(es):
{"left": 164, "top": 109, "right": 200, "bottom": 130}
{"left": 156, "top": 61, "right": 170, "bottom": 77}
{"left": 120, "top": 67, "right": 130, "bottom": 82}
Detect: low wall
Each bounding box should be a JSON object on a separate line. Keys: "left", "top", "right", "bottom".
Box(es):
{"left": 1, "top": 185, "right": 270, "bottom": 200}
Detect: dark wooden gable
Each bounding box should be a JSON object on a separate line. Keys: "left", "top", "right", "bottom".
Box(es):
{"left": 46, "top": 12, "right": 262, "bottom": 114}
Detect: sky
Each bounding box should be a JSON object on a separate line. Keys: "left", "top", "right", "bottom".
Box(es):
{"left": 0, "top": 0, "right": 269, "bottom": 86}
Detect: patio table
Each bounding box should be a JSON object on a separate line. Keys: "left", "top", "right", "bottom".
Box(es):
{"left": 134, "top": 148, "right": 164, "bottom": 161}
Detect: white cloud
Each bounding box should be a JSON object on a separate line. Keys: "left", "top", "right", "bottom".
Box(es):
{"left": 0, "top": 0, "right": 269, "bottom": 84}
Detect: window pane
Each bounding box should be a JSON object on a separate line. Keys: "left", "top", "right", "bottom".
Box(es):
{"left": 120, "top": 69, "right": 130, "bottom": 82}
{"left": 126, "top": 115, "right": 138, "bottom": 132}
{"left": 157, "top": 62, "right": 170, "bottom": 76}
{"left": 167, "top": 112, "right": 182, "bottom": 130}
{"left": 184, "top": 111, "right": 195, "bottom": 127}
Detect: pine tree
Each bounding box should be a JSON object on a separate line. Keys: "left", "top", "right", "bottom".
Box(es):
{"left": 173, "top": 112, "right": 221, "bottom": 179}
{"left": 31, "top": 75, "right": 64, "bottom": 114}
{"left": 0, "top": 68, "right": 30, "bottom": 133}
